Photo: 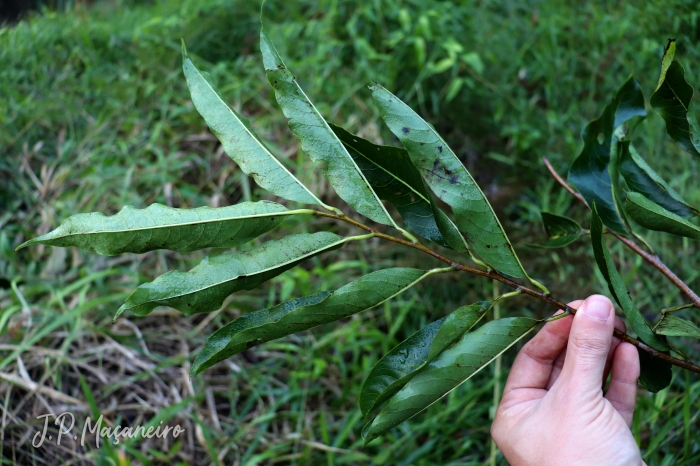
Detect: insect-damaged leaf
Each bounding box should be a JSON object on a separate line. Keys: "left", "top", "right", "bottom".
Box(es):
{"left": 534, "top": 212, "right": 585, "bottom": 248}
{"left": 359, "top": 301, "right": 489, "bottom": 418}
{"left": 260, "top": 30, "right": 396, "bottom": 226}
{"left": 116, "top": 232, "right": 351, "bottom": 318}
{"left": 650, "top": 39, "right": 700, "bottom": 157}
{"left": 590, "top": 202, "right": 671, "bottom": 392}
{"left": 182, "top": 42, "right": 321, "bottom": 205}
{"left": 620, "top": 143, "right": 698, "bottom": 218}
{"left": 17, "top": 201, "right": 297, "bottom": 255}
{"left": 370, "top": 84, "right": 527, "bottom": 278}
{"left": 330, "top": 124, "right": 465, "bottom": 249}
{"left": 191, "top": 268, "right": 442, "bottom": 375}
{"left": 568, "top": 77, "right": 647, "bottom": 234}
{"left": 625, "top": 192, "right": 700, "bottom": 240}
{"left": 363, "top": 317, "right": 539, "bottom": 444}
{"left": 655, "top": 314, "right": 700, "bottom": 339}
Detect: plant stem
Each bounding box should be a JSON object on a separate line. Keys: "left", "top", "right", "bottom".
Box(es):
{"left": 311, "top": 210, "right": 700, "bottom": 375}
{"left": 542, "top": 156, "right": 700, "bottom": 309}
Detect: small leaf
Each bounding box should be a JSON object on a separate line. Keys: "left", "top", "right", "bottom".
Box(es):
{"left": 260, "top": 30, "right": 396, "bottom": 226}
{"left": 568, "top": 77, "right": 646, "bottom": 234}
{"left": 625, "top": 192, "right": 700, "bottom": 240}
{"left": 537, "top": 212, "right": 584, "bottom": 248}
{"left": 638, "top": 349, "right": 672, "bottom": 393}
{"left": 191, "top": 267, "right": 443, "bottom": 375}
{"left": 619, "top": 143, "right": 698, "bottom": 217}
{"left": 650, "top": 40, "right": 700, "bottom": 157}
{"left": 371, "top": 84, "right": 527, "bottom": 278}
{"left": 17, "top": 201, "right": 295, "bottom": 255}
{"left": 117, "top": 232, "right": 350, "bottom": 318}
{"left": 182, "top": 42, "right": 321, "bottom": 205}
{"left": 363, "top": 317, "right": 539, "bottom": 444}
{"left": 655, "top": 314, "right": 700, "bottom": 338}
{"left": 589, "top": 202, "right": 669, "bottom": 354}
{"left": 330, "top": 124, "right": 463, "bottom": 248}
{"left": 360, "top": 301, "right": 489, "bottom": 417}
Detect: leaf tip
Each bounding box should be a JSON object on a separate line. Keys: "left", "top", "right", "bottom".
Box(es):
{"left": 15, "top": 240, "right": 31, "bottom": 252}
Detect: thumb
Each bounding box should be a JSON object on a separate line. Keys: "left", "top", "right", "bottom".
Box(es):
{"left": 559, "top": 294, "right": 615, "bottom": 394}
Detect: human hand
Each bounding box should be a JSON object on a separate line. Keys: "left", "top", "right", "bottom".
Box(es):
{"left": 491, "top": 295, "right": 644, "bottom": 466}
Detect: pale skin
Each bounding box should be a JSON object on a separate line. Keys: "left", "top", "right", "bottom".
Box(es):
{"left": 491, "top": 294, "right": 646, "bottom": 466}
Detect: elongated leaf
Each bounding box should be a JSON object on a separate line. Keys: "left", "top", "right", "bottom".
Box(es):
{"left": 637, "top": 350, "right": 672, "bottom": 393}
{"left": 260, "top": 31, "right": 395, "bottom": 226}
{"left": 182, "top": 43, "right": 320, "bottom": 205}
{"left": 620, "top": 143, "right": 698, "bottom": 217}
{"left": 360, "top": 301, "right": 489, "bottom": 418}
{"left": 625, "top": 192, "right": 700, "bottom": 240}
{"left": 17, "top": 201, "right": 298, "bottom": 255}
{"left": 655, "top": 314, "right": 700, "bottom": 338}
{"left": 590, "top": 202, "right": 668, "bottom": 351}
{"left": 330, "top": 124, "right": 464, "bottom": 249}
{"left": 568, "top": 77, "right": 646, "bottom": 234}
{"left": 191, "top": 267, "right": 443, "bottom": 375}
{"left": 116, "top": 232, "right": 352, "bottom": 318}
{"left": 650, "top": 40, "right": 700, "bottom": 157}
{"left": 590, "top": 202, "right": 670, "bottom": 392}
{"left": 537, "top": 212, "right": 584, "bottom": 248}
{"left": 363, "top": 317, "right": 539, "bottom": 443}
{"left": 370, "top": 84, "right": 526, "bottom": 277}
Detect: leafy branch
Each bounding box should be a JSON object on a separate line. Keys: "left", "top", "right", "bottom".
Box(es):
{"left": 16, "top": 29, "right": 700, "bottom": 441}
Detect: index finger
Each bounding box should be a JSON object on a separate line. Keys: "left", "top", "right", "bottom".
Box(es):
{"left": 502, "top": 300, "right": 582, "bottom": 397}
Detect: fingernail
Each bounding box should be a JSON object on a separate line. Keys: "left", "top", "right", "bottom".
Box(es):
{"left": 583, "top": 295, "right": 612, "bottom": 321}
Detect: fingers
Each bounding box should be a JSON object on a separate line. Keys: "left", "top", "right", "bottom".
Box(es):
{"left": 502, "top": 301, "right": 581, "bottom": 396}
{"left": 602, "top": 317, "right": 626, "bottom": 384}
{"left": 604, "top": 342, "right": 640, "bottom": 427}
{"left": 545, "top": 316, "right": 625, "bottom": 389}
{"left": 558, "top": 295, "right": 615, "bottom": 394}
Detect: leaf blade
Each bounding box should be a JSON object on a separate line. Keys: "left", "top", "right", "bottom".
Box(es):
{"left": 182, "top": 42, "right": 320, "bottom": 205}
{"left": 330, "top": 124, "right": 461, "bottom": 248}
{"left": 117, "top": 232, "right": 350, "bottom": 318}
{"left": 589, "top": 202, "right": 669, "bottom": 354}
{"left": 17, "top": 201, "right": 296, "bottom": 255}
{"left": 191, "top": 267, "right": 443, "bottom": 375}
{"left": 655, "top": 315, "right": 700, "bottom": 338}
{"left": 370, "top": 84, "right": 526, "bottom": 277}
{"left": 260, "top": 31, "right": 395, "bottom": 226}
{"left": 568, "top": 77, "right": 646, "bottom": 234}
{"left": 359, "top": 301, "right": 489, "bottom": 417}
{"left": 363, "top": 317, "right": 539, "bottom": 443}
{"left": 650, "top": 40, "right": 700, "bottom": 157}
{"left": 538, "top": 212, "right": 584, "bottom": 248}
{"left": 625, "top": 191, "right": 700, "bottom": 240}
{"left": 619, "top": 143, "right": 698, "bottom": 217}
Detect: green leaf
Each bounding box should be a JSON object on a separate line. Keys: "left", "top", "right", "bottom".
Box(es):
{"left": 625, "top": 192, "right": 700, "bottom": 240}
{"left": 537, "top": 212, "right": 584, "bottom": 248}
{"left": 363, "top": 317, "right": 539, "bottom": 444}
{"left": 655, "top": 314, "right": 700, "bottom": 338}
{"left": 191, "top": 267, "right": 445, "bottom": 375}
{"left": 568, "top": 77, "right": 646, "bottom": 234}
{"left": 260, "top": 30, "right": 395, "bottom": 226}
{"left": 370, "top": 83, "right": 526, "bottom": 278}
{"left": 182, "top": 42, "right": 321, "bottom": 205}
{"left": 638, "top": 349, "right": 673, "bottom": 393}
{"left": 116, "top": 232, "right": 354, "bottom": 318}
{"left": 360, "top": 301, "right": 489, "bottom": 418}
{"left": 619, "top": 143, "right": 698, "bottom": 217}
{"left": 330, "top": 123, "right": 464, "bottom": 249}
{"left": 650, "top": 40, "right": 700, "bottom": 157}
{"left": 17, "top": 201, "right": 298, "bottom": 255}
{"left": 589, "top": 202, "right": 669, "bottom": 354}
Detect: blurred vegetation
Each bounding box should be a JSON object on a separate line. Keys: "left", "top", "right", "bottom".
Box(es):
{"left": 1, "top": 0, "right": 700, "bottom": 464}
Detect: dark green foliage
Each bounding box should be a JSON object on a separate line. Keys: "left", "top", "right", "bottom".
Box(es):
{"left": 626, "top": 192, "right": 700, "bottom": 240}
{"left": 536, "top": 212, "right": 584, "bottom": 248}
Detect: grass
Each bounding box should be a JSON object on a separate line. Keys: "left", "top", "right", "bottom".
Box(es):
{"left": 1, "top": 0, "right": 700, "bottom": 464}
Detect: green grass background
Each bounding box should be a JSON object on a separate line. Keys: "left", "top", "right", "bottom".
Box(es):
{"left": 1, "top": 0, "right": 700, "bottom": 464}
